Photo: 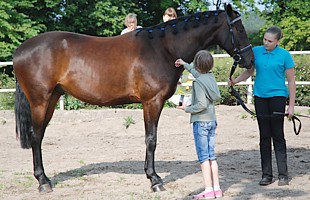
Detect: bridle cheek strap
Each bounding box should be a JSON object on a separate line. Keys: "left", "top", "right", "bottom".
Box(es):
{"left": 225, "top": 13, "right": 252, "bottom": 64}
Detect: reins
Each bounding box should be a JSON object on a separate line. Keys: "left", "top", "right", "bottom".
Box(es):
{"left": 225, "top": 7, "right": 304, "bottom": 136}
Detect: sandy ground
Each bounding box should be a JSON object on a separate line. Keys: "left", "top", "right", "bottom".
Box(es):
{"left": 0, "top": 105, "right": 310, "bottom": 200}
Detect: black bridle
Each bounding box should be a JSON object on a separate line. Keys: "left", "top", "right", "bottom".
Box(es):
{"left": 225, "top": 9, "right": 255, "bottom": 115}
{"left": 225, "top": 10, "right": 303, "bottom": 136}
{"left": 225, "top": 10, "right": 252, "bottom": 68}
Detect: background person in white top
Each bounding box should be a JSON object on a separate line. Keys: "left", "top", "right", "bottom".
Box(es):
{"left": 121, "top": 13, "right": 142, "bottom": 35}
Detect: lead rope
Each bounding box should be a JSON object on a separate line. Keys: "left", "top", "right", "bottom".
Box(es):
{"left": 228, "top": 62, "right": 302, "bottom": 135}
{"left": 229, "top": 61, "right": 256, "bottom": 116}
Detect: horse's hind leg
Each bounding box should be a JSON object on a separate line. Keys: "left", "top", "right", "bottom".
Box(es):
{"left": 142, "top": 99, "right": 166, "bottom": 192}
{"left": 31, "top": 91, "right": 61, "bottom": 193}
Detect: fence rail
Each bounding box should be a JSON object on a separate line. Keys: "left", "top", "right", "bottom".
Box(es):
{"left": 1, "top": 51, "right": 310, "bottom": 110}
{"left": 181, "top": 80, "right": 310, "bottom": 105}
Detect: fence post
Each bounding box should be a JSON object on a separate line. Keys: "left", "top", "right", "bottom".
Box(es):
{"left": 59, "top": 96, "right": 64, "bottom": 110}
{"left": 246, "top": 77, "right": 252, "bottom": 104}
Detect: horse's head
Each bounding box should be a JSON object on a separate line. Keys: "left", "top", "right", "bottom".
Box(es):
{"left": 220, "top": 4, "right": 254, "bottom": 69}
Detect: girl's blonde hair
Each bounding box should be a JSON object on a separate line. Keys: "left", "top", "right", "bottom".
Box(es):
{"left": 193, "top": 50, "right": 214, "bottom": 74}
{"left": 124, "top": 13, "right": 137, "bottom": 26}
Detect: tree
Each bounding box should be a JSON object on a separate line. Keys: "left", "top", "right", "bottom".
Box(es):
{"left": 1, "top": 0, "right": 308, "bottom": 62}
{"left": 134, "top": 0, "right": 179, "bottom": 27}
{"left": 0, "top": 0, "right": 45, "bottom": 61}
{"left": 257, "top": 0, "right": 310, "bottom": 50}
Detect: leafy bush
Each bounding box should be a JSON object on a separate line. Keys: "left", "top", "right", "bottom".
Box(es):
{"left": 63, "top": 95, "right": 84, "bottom": 110}
{"left": 294, "top": 54, "right": 310, "bottom": 106}
{"left": 0, "top": 71, "right": 15, "bottom": 109}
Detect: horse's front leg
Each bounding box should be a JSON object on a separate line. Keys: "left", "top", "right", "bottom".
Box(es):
{"left": 143, "top": 100, "right": 166, "bottom": 192}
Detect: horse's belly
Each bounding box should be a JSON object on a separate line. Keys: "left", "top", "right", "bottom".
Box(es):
{"left": 63, "top": 84, "right": 137, "bottom": 106}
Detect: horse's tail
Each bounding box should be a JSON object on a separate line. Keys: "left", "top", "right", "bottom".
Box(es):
{"left": 15, "top": 81, "right": 33, "bottom": 149}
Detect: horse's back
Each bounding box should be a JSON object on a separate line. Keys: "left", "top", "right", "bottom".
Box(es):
{"left": 14, "top": 31, "right": 98, "bottom": 58}
{"left": 13, "top": 31, "right": 148, "bottom": 106}
{"left": 13, "top": 30, "right": 176, "bottom": 106}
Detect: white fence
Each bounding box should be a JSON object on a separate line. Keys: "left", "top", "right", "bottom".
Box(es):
{"left": 1, "top": 51, "right": 310, "bottom": 109}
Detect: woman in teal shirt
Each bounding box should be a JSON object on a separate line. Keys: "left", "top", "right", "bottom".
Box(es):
{"left": 229, "top": 26, "right": 296, "bottom": 186}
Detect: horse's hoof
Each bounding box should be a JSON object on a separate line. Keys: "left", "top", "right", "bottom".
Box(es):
{"left": 151, "top": 183, "right": 166, "bottom": 192}
{"left": 38, "top": 183, "right": 53, "bottom": 193}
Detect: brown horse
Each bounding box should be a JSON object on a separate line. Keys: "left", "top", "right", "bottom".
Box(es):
{"left": 13, "top": 4, "right": 253, "bottom": 193}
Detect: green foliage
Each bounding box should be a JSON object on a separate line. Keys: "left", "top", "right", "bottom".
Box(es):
{"left": 229, "top": 0, "right": 257, "bottom": 12}
{"left": 90, "top": 1, "right": 133, "bottom": 36}
{"left": 110, "top": 103, "right": 143, "bottom": 109}
{"left": 178, "top": 0, "right": 210, "bottom": 13}
{"left": 0, "top": 0, "right": 45, "bottom": 61}
{"left": 64, "top": 95, "right": 84, "bottom": 110}
{"left": 1, "top": 0, "right": 309, "bottom": 61}
{"left": 0, "top": 92, "right": 15, "bottom": 110}
{"left": 164, "top": 100, "right": 176, "bottom": 108}
{"left": 258, "top": 0, "right": 310, "bottom": 51}
{"left": 123, "top": 116, "right": 135, "bottom": 129}
{"left": 279, "top": 17, "right": 310, "bottom": 50}
{"left": 55, "top": 1, "right": 138, "bottom": 36}
{"left": 0, "top": 70, "right": 15, "bottom": 109}
{"left": 294, "top": 54, "right": 310, "bottom": 106}
{"left": 136, "top": 0, "right": 177, "bottom": 26}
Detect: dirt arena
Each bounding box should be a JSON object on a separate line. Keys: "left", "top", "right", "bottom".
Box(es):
{"left": 1, "top": 105, "right": 309, "bottom": 200}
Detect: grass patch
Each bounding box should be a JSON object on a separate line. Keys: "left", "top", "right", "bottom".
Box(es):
{"left": 123, "top": 116, "right": 136, "bottom": 129}
{"left": 11, "top": 173, "right": 35, "bottom": 189}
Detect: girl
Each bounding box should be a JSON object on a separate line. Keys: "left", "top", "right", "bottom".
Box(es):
{"left": 175, "top": 50, "right": 222, "bottom": 199}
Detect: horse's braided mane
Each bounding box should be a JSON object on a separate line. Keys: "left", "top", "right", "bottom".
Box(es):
{"left": 135, "top": 10, "right": 225, "bottom": 39}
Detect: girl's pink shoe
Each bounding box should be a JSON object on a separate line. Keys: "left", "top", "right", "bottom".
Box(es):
{"left": 193, "top": 190, "right": 215, "bottom": 199}
{"left": 214, "top": 189, "right": 223, "bottom": 198}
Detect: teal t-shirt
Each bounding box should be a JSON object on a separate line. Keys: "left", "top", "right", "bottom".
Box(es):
{"left": 253, "top": 45, "right": 295, "bottom": 98}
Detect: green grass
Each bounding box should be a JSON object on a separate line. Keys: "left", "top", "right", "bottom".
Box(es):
{"left": 123, "top": 116, "right": 136, "bottom": 129}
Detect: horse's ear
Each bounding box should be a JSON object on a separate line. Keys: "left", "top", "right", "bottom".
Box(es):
{"left": 225, "top": 3, "right": 234, "bottom": 17}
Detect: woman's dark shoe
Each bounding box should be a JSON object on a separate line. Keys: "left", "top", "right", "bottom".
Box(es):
{"left": 259, "top": 177, "right": 273, "bottom": 186}
{"left": 278, "top": 177, "right": 289, "bottom": 186}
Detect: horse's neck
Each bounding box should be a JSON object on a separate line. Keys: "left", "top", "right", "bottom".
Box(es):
{"left": 159, "top": 16, "right": 224, "bottom": 62}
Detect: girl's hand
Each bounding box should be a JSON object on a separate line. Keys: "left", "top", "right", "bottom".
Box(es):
{"left": 175, "top": 59, "right": 186, "bottom": 67}
{"left": 177, "top": 105, "right": 185, "bottom": 110}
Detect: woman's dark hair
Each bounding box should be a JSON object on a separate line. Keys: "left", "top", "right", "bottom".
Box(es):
{"left": 266, "top": 26, "right": 283, "bottom": 40}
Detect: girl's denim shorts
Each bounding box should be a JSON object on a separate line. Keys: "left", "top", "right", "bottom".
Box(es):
{"left": 193, "top": 121, "right": 217, "bottom": 163}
